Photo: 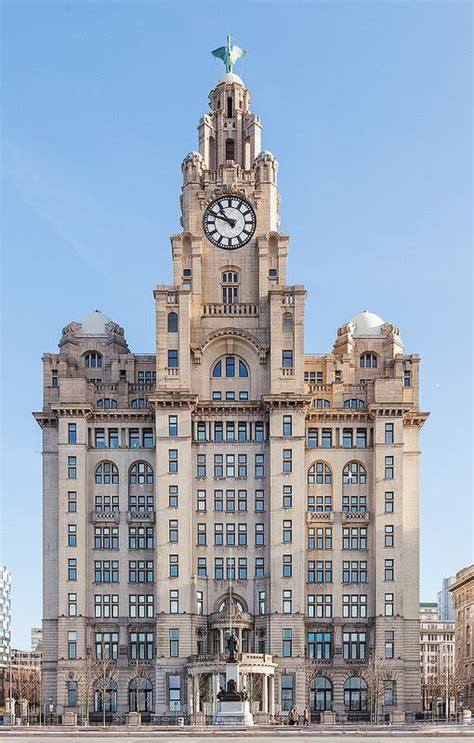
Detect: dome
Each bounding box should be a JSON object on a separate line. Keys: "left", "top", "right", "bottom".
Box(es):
{"left": 350, "top": 310, "right": 385, "bottom": 336}
{"left": 218, "top": 72, "right": 244, "bottom": 86}
{"left": 77, "top": 310, "right": 113, "bottom": 336}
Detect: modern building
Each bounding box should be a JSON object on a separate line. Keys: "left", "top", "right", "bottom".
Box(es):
{"left": 34, "top": 44, "right": 429, "bottom": 722}
{"left": 419, "top": 603, "right": 455, "bottom": 714}
{"left": 449, "top": 565, "right": 474, "bottom": 711}
{"left": 31, "top": 628, "right": 42, "bottom": 653}
{"left": 0, "top": 567, "right": 12, "bottom": 666}
{"left": 438, "top": 577, "right": 455, "bottom": 621}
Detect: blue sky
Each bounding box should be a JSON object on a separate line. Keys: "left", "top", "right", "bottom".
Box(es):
{"left": 1, "top": 1, "right": 472, "bottom": 647}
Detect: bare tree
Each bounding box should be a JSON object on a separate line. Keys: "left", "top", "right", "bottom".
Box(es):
{"left": 22, "top": 665, "right": 41, "bottom": 724}
{"left": 422, "top": 672, "right": 441, "bottom": 717}
{"left": 76, "top": 653, "right": 98, "bottom": 725}
{"left": 443, "top": 656, "right": 469, "bottom": 717}
{"left": 93, "top": 655, "right": 117, "bottom": 727}
{"left": 362, "top": 651, "right": 396, "bottom": 724}
{"left": 129, "top": 658, "right": 153, "bottom": 722}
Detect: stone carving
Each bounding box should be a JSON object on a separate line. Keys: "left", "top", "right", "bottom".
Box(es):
{"left": 217, "top": 679, "right": 248, "bottom": 702}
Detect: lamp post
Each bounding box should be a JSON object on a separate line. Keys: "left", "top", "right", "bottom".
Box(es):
{"left": 48, "top": 697, "right": 53, "bottom": 726}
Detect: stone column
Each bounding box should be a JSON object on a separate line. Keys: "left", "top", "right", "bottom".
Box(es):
{"left": 187, "top": 675, "right": 193, "bottom": 715}
{"left": 262, "top": 674, "right": 268, "bottom": 713}
{"left": 195, "top": 677, "right": 200, "bottom": 713}
{"left": 269, "top": 675, "right": 275, "bottom": 716}
{"left": 220, "top": 629, "right": 224, "bottom": 653}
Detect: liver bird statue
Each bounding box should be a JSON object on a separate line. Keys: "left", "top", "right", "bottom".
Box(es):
{"left": 212, "top": 35, "right": 246, "bottom": 74}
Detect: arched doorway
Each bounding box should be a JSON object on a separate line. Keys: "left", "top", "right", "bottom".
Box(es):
{"left": 344, "top": 676, "right": 367, "bottom": 711}
{"left": 311, "top": 676, "right": 333, "bottom": 711}
{"left": 128, "top": 679, "right": 153, "bottom": 714}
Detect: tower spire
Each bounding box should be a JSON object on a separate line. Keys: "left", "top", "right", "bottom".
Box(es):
{"left": 211, "top": 34, "right": 246, "bottom": 74}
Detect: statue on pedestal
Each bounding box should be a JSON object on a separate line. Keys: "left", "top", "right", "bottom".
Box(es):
{"left": 226, "top": 631, "right": 239, "bottom": 663}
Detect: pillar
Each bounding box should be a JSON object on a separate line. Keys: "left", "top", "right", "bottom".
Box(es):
{"left": 269, "top": 675, "right": 275, "bottom": 716}
{"left": 262, "top": 674, "right": 268, "bottom": 713}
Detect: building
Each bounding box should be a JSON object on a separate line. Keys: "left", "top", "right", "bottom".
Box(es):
{"left": 438, "top": 577, "right": 455, "bottom": 621}
{"left": 449, "top": 565, "right": 474, "bottom": 711}
{"left": 31, "top": 628, "right": 42, "bottom": 653}
{"left": 34, "top": 43, "right": 429, "bottom": 722}
{"left": 420, "top": 603, "right": 455, "bottom": 714}
{"left": 0, "top": 567, "right": 11, "bottom": 666}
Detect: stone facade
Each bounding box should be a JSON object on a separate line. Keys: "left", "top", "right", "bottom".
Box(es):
{"left": 35, "top": 64, "right": 428, "bottom": 721}
{"left": 449, "top": 565, "right": 474, "bottom": 711}
{"left": 419, "top": 603, "right": 455, "bottom": 714}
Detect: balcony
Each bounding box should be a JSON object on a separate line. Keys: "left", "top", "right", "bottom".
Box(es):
{"left": 91, "top": 511, "right": 120, "bottom": 524}
{"left": 307, "top": 511, "right": 334, "bottom": 523}
{"left": 202, "top": 303, "right": 258, "bottom": 316}
{"left": 341, "top": 511, "right": 370, "bottom": 524}
{"left": 127, "top": 510, "right": 156, "bottom": 524}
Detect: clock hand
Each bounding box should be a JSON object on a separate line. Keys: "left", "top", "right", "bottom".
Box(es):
{"left": 215, "top": 213, "right": 237, "bottom": 228}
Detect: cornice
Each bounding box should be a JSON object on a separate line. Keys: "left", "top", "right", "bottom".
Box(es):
{"left": 368, "top": 403, "right": 413, "bottom": 417}
{"left": 32, "top": 412, "right": 57, "bottom": 429}
{"left": 196, "top": 400, "right": 264, "bottom": 416}
{"left": 403, "top": 411, "right": 430, "bottom": 428}
{"left": 307, "top": 409, "right": 374, "bottom": 422}
{"left": 50, "top": 403, "right": 94, "bottom": 418}
{"left": 262, "top": 394, "right": 312, "bottom": 411}
{"left": 149, "top": 393, "right": 199, "bottom": 411}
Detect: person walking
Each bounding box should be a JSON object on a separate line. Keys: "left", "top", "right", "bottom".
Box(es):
{"left": 303, "top": 706, "right": 309, "bottom": 725}
{"left": 294, "top": 705, "right": 300, "bottom": 725}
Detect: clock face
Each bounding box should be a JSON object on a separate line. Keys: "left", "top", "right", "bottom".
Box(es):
{"left": 203, "top": 196, "right": 256, "bottom": 249}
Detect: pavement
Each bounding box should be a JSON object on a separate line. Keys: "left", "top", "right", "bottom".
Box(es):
{"left": 0, "top": 727, "right": 473, "bottom": 743}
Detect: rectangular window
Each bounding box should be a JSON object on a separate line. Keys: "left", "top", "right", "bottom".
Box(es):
{"left": 169, "top": 485, "right": 178, "bottom": 508}
{"left": 197, "top": 490, "right": 206, "bottom": 511}
{"left": 168, "top": 415, "right": 178, "bottom": 436}
{"left": 255, "top": 558, "right": 265, "bottom": 578}
{"left": 342, "top": 560, "right": 368, "bottom": 583}
{"left": 309, "top": 631, "right": 332, "bottom": 660}
{"left": 342, "top": 527, "right": 367, "bottom": 550}
{"left": 108, "top": 429, "right": 119, "bottom": 448}
{"left": 282, "top": 590, "right": 292, "bottom": 613}
{"left": 68, "top": 593, "right": 77, "bottom": 616}
{"left": 282, "top": 350, "right": 293, "bottom": 368}
{"left": 214, "top": 454, "right": 223, "bottom": 478}
{"left": 226, "top": 422, "right": 235, "bottom": 442}
{"left": 237, "top": 453, "right": 247, "bottom": 477}
{"left": 169, "top": 554, "right": 179, "bottom": 578}
{"left": 385, "top": 423, "right": 394, "bottom": 444}
{"left": 283, "top": 415, "right": 292, "bottom": 436}
{"left": 404, "top": 369, "right": 412, "bottom": 387}
{"left": 254, "top": 489, "right": 264, "bottom": 511}
{"left": 238, "top": 489, "right": 248, "bottom": 511}
{"left": 214, "top": 523, "right": 223, "bottom": 546}
{"left": 168, "top": 349, "right": 179, "bottom": 368}
{"left": 282, "top": 449, "right": 292, "bottom": 473}
{"left": 281, "top": 674, "right": 294, "bottom": 711}
{"left": 238, "top": 422, "right": 247, "bottom": 442}
{"left": 321, "top": 429, "right": 332, "bottom": 448}
{"left": 67, "top": 456, "right": 77, "bottom": 479}
{"left": 282, "top": 554, "right": 292, "bottom": 578}
{"left": 254, "top": 422, "right": 265, "bottom": 442}
{"left": 169, "top": 520, "right": 178, "bottom": 542}
{"left": 225, "top": 523, "right": 235, "bottom": 546}
{"left": 51, "top": 369, "right": 59, "bottom": 387}
{"left": 385, "top": 455, "right": 394, "bottom": 479}
{"left": 169, "top": 629, "right": 179, "bottom": 657}
{"left": 385, "top": 558, "right": 394, "bottom": 581}
{"left": 197, "top": 422, "right": 207, "bottom": 441}
{"left": 197, "top": 557, "right": 207, "bottom": 577}
{"left": 238, "top": 557, "right": 247, "bottom": 580}
{"left": 282, "top": 485, "right": 292, "bottom": 509}
{"left": 282, "top": 629, "right": 292, "bottom": 657}
{"left": 342, "top": 594, "right": 367, "bottom": 619}
{"left": 67, "top": 491, "right": 77, "bottom": 512}
{"left": 94, "top": 594, "right": 119, "bottom": 619}
{"left": 385, "top": 592, "right": 394, "bottom": 616}
{"left": 342, "top": 428, "right": 353, "bottom": 448}
{"left": 94, "top": 429, "right": 105, "bottom": 448}
{"left": 67, "top": 631, "right": 77, "bottom": 659}
{"left": 213, "top": 422, "right": 223, "bottom": 442}
{"left": 343, "top": 631, "right": 366, "bottom": 660}
{"left": 307, "top": 594, "right": 333, "bottom": 619}
{"left": 129, "top": 594, "right": 154, "bottom": 619}
{"left": 213, "top": 489, "right": 223, "bottom": 511}
{"left": 226, "top": 557, "right": 235, "bottom": 580}
{"left": 239, "top": 390, "right": 249, "bottom": 400}
{"left": 258, "top": 590, "right": 266, "bottom": 614}
{"left": 212, "top": 391, "right": 222, "bottom": 400}
{"left": 282, "top": 520, "right": 292, "bottom": 543}
{"left": 169, "top": 675, "right": 181, "bottom": 711}
{"left": 384, "top": 491, "right": 394, "bottom": 513}
{"left": 255, "top": 454, "right": 265, "bottom": 478}
{"left": 142, "top": 428, "right": 154, "bottom": 448}
{"left": 67, "top": 558, "right": 77, "bottom": 581}
{"left": 130, "top": 631, "right": 154, "bottom": 661}
{"left": 214, "top": 557, "right": 224, "bottom": 581}
{"left": 196, "top": 454, "right": 206, "bottom": 478}
{"left": 67, "top": 679, "right": 76, "bottom": 705}
{"left": 197, "top": 523, "right": 206, "bottom": 545}
{"left": 226, "top": 454, "right": 235, "bottom": 477}
{"left": 225, "top": 391, "right": 235, "bottom": 401}
{"left": 384, "top": 680, "right": 396, "bottom": 706}
{"left": 129, "top": 429, "right": 140, "bottom": 448}
{"left": 96, "top": 525, "right": 120, "bottom": 549}
{"left": 356, "top": 428, "right": 367, "bottom": 448}
{"left": 196, "top": 590, "right": 204, "bottom": 614}
{"left": 168, "top": 449, "right": 178, "bottom": 473}
{"left": 128, "top": 560, "right": 154, "bottom": 583}
{"left": 238, "top": 523, "right": 247, "bottom": 546}
{"left": 385, "top": 525, "right": 394, "bottom": 547}
{"left": 307, "top": 428, "right": 318, "bottom": 448}
{"left": 67, "top": 524, "right": 77, "bottom": 547}
{"left": 68, "top": 423, "right": 77, "bottom": 444}
{"left": 255, "top": 523, "right": 264, "bottom": 546}
{"left": 335, "top": 370, "right": 342, "bottom": 382}
{"left": 169, "top": 590, "right": 179, "bottom": 614}
{"left": 385, "top": 630, "right": 394, "bottom": 659}
{"left": 95, "top": 631, "right": 119, "bottom": 660}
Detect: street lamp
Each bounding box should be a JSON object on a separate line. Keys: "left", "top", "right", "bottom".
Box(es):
{"left": 48, "top": 697, "right": 53, "bottom": 726}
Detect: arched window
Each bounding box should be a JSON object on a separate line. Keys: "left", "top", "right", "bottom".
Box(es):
{"left": 344, "top": 676, "right": 367, "bottom": 711}
{"left": 212, "top": 356, "right": 249, "bottom": 378}
{"left": 97, "top": 398, "right": 117, "bottom": 409}
{"left": 84, "top": 352, "right": 102, "bottom": 368}
{"left": 167, "top": 312, "right": 178, "bottom": 333}
{"left": 225, "top": 139, "right": 235, "bottom": 161}
{"left": 95, "top": 462, "right": 119, "bottom": 485}
{"left": 129, "top": 462, "right": 154, "bottom": 485}
{"left": 128, "top": 679, "right": 153, "bottom": 712}
{"left": 222, "top": 271, "right": 239, "bottom": 304}
{"left": 360, "top": 353, "right": 377, "bottom": 368}
{"left": 308, "top": 462, "right": 332, "bottom": 485}
{"left": 217, "top": 595, "right": 246, "bottom": 613}
{"left": 314, "top": 399, "right": 330, "bottom": 408}
{"left": 343, "top": 399, "right": 365, "bottom": 409}
{"left": 94, "top": 680, "right": 117, "bottom": 713}
{"left": 282, "top": 313, "right": 293, "bottom": 332}
{"left": 311, "top": 676, "right": 333, "bottom": 712}
{"left": 343, "top": 462, "right": 367, "bottom": 485}
{"left": 131, "top": 399, "right": 147, "bottom": 408}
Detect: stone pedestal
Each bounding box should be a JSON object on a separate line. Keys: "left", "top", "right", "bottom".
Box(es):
{"left": 126, "top": 711, "right": 141, "bottom": 725}
{"left": 390, "top": 711, "right": 406, "bottom": 724}
{"left": 63, "top": 711, "right": 77, "bottom": 726}
{"left": 321, "top": 710, "right": 336, "bottom": 724}
{"left": 212, "top": 662, "right": 254, "bottom": 726}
